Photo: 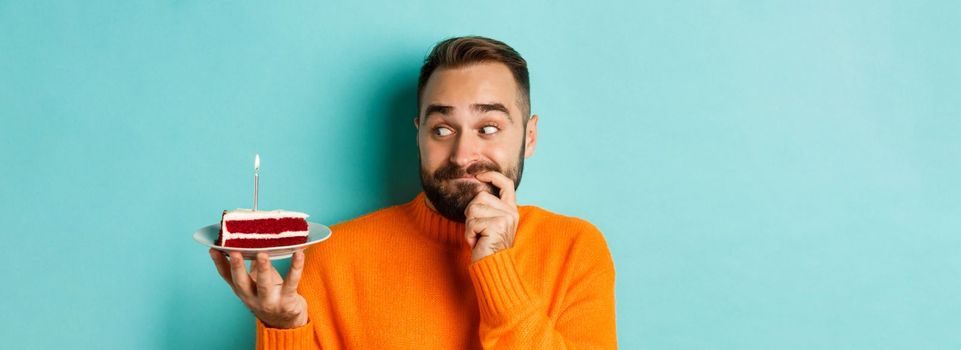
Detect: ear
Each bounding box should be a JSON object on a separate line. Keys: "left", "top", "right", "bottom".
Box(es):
{"left": 413, "top": 116, "right": 421, "bottom": 146}
{"left": 523, "top": 114, "right": 539, "bottom": 158}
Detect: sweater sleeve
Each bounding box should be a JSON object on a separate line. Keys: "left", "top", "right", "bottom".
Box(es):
{"left": 255, "top": 318, "right": 320, "bottom": 350}
{"left": 468, "top": 232, "right": 618, "bottom": 349}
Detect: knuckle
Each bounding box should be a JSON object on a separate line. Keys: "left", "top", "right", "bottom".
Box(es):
{"left": 466, "top": 203, "right": 480, "bottom": 214}
{"left": 260, "top": 303, "right": 278, "bottom": 315}
{"left": 230, "top": 259, "right": 245, "bottom": 270}
{"left": 280, "top": 303, "right": 298, "bottom": 315}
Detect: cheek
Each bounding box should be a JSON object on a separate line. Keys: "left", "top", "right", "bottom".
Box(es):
{"left": 482, "top": 139, "right": 521, "bottom": 167}
{"left": 419, "top": 138, "right": 450, "bottom": 168}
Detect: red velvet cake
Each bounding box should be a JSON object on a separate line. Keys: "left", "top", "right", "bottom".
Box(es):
{"left": 217, "top": 209, "right": 310, "bottom": 248}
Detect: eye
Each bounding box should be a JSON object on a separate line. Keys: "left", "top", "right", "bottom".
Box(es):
{"left": 433, "top": 127, "right": 453, "bottom": 137}
{"left": 480, "top": 125, "right": 499, "bottom": 135}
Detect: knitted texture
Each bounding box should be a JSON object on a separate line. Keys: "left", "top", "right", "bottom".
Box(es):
{"left": 255, "top": 193, "right": 617, "bottom": 349}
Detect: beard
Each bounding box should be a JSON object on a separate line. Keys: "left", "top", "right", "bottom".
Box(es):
{"left": 420, "top": 144, "right": 525, "bottom": 222}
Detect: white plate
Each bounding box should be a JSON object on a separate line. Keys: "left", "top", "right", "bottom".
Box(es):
{"left": 193, "top": 222, "right": 332, "bottom": 260}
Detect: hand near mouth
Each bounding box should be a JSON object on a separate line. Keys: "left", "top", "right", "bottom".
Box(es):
{"left": 463, "top": 171, "right": 519, "bottom": 263}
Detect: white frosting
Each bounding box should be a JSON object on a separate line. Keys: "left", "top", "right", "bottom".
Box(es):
{"left": 220, "top": 230, "right": 310, "bottom": 240}
{"left": 219, "top": 209, "right": 310, "bottom": 245}
{"left": 223, "top": 209, "right": 309, "bottom": 220}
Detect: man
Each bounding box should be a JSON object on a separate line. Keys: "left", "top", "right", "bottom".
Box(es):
{"left": 210, "top": 36, "right": 617, "bottom": 349}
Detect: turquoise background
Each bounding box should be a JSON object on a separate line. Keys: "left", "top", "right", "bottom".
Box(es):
{"left": 2, "top": 1, "right": 959, "bottom": 349}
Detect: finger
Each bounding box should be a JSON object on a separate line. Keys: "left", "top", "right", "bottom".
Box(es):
{"left": 248, "top": 268, "right": 259, "bottom": 285}
{"left": 209, "top": 249, "right": 234, "bottom": 286}
{"left": 228, "top": 252, "right": 255, "bottom": 298}
{"left": 282, "top": 250, "right": 306, "bottom": 296}
{"left": 466, "top": 216, "right": 493, "bottom": 233}
{"left": 471, "top": 216, "right": 510, "bottom": 236}
{"left": 464, "top": 213, "right": 483, "bottom": 248}
{"left": 254, "top": 253, "right": 281, "bottom": 302}
{"left": 465, "top": 216, "right": 495, "bottom": 246}
{"left": 464, "top": 194, "right": 509, "bottom": 220}
{"left": 465, "top": 232, "right": 478, "bottom": 248}
{"left": 475, "top": 171, "right": 516, "bottom": 205}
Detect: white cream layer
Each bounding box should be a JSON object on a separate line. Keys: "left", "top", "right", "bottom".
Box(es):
{"left": 223, "top": 209, "right": 309, "bottom": 220}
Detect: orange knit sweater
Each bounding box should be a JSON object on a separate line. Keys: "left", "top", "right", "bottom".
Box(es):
{"left": 255, "top": 193, "right": 617, "bottom": 349}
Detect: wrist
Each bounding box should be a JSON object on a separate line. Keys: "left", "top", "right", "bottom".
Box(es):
{"left": 259, "top": 311, "right": 308, "bottom": 329}
{"left": 472, "top": 245, "right": 504, "bottom": 263}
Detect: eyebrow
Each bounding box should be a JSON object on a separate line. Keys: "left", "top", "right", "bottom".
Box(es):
{"left": 423, "top": 104, "right": 453, "bottom": 119}
{"left": 473, "top": 103, "right": 513, "bottom": 122}
{"left": 422, "top": 103, "right": 513, "bottom": 123}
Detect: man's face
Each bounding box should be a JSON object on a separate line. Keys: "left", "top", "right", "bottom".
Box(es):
{"left": 415, "top": 62, "right": 538, "bottom": 222}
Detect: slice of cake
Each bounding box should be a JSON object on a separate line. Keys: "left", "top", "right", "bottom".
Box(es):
{"left": 217, "top": 209, "right": 310, "bottom": 248}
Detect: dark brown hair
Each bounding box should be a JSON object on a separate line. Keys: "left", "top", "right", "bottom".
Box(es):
{"left": 417, "top": 36, "right": 531, "bottom": 119}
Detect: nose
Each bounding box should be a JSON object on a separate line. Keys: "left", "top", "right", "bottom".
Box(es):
{"left": 449, "top": 133, "right": 481, "bottom": 167}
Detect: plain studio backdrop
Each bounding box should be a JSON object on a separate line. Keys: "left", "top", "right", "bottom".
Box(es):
{"left": 1, "top": 1, "right": 959, "bottom": 349}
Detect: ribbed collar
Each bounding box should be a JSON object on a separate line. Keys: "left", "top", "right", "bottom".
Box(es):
{"left": 404, "top": 192, "right": 469, "bottom": 247}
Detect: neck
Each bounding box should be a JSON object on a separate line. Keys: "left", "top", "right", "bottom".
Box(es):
{"left": 424, "top": 195, "right": 439, "bottom": 213}
{"left": 406, "top": 193, "right": 468, "bottom": 246}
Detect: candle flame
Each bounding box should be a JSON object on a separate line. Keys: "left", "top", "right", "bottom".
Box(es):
{"left": 254, "top": 154, "right": 260, "bottom": 172}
